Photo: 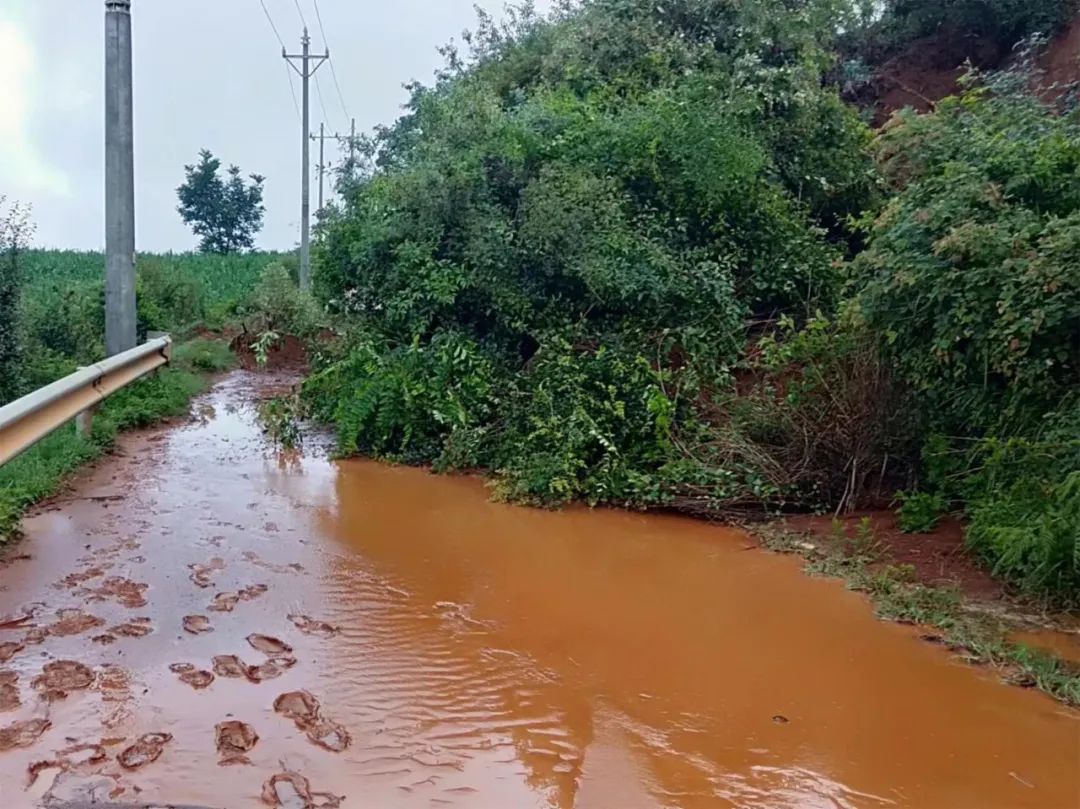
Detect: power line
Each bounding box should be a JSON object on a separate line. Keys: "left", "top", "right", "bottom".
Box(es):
{"left": 312, "top": 0, "right": 351, "bottom": 121}
{"left": 259, "top": 1, "right": 300, "bottom": 121}
{"left": 258, "top": 0, "right": 286, "bottom": 47}
{"left": 292, "top": 0, "right": 308, "bottom": 28}
{"left": 284, "top": 64, "right": 301, "bottom": 122}
{"left": 314, "top": 72, "right": 333, "bottom": 131}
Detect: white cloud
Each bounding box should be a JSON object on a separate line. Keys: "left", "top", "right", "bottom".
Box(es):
{"left": 0, "top": 19, "right": 71, "bottom": 198}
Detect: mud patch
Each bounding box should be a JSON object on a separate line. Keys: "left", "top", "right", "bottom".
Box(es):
{"left": 110, "top": 617, "right": 153, "bottom": 638}
{"left": 183, "top": 615, "right": 214, "bottom": 634}
{"left": 189, "top": 558, "right": 226, "bottom": 589}
{"left": 208, "top": 593, "right": 240, "bottom": 613}
{"left": 48, "top": 609, "right": 106, "bottom": 637}
{"left": 213, "top": 655, "right": 248, "bottom": 679}
{"left": 261, "top": 771, "right": 343, "bottom": 808}
{"left": 248, "top": 634, "right": 293, "bottom": 655}
{"left": 288, "top": 614, "right": 339, "bottom": 638}
{"left": 117, "top": 732, "right": 172, "bottom": 770}
{"left": 170, "top": 663, "right": 215, "bottom": 690}
{"left": 32, "top": 661, "right": 95, "bottom": 700}
{"left": 0, "top": 718, "right": 51, "bottom": 751}
{"left": 60, "top": 567, "right": 106, "bottom": 588}
{"left": 0, "top": 641, "right": 24, "bottom": 663}
{"left": 241, "top": 583, "right": 269, "bottom": 600}
{"left": 246, "top": 657, "right": 295, "bottom": 683}
{"left": 0, "top": 680, "right": 19, "bottom": 712}
{"left": 28, "top": 743, "right": 109, "bottom": 786}
{"left": 273, "top": 691, "right": 351, "bottom": 753}
{"left": 96, "top": 665, "right": 131, "bottom": 703}
{"left": 87, "top": 577, "right": 148, "bottom": 609}
{"left": 215, "top": 720, "right": 258, "bottom": 765}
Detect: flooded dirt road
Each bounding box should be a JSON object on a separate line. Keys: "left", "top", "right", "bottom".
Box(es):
{"left": 0, "top": 372, "right": 1077, "bottom": 808}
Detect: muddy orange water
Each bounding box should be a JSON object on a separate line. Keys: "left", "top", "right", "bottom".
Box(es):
{"left": 0, "top": 372, "right": 1077, "bottom": 808}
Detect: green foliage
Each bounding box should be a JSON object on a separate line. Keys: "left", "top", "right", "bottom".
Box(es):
{"left": 968, "top": 471, "right": 1080, "bottom": 602}
{"left": 896, "top": 490, "right": 948, "bottom": 533}
{"left": 0, "top": 198, "right": 34, "bottom": 405}
{"left": 854, "top": 61, "right": 1080, "bottom": 434}
{"left": 306, "top": 331, "right": 500, "bottom": 465}
{"left": 0, "top": 366, "right": 205, "bottom": 543}
{"left": 494, "top": 338, "right": 676, "bottom": 506}
{"left": 172, "top": 339, "right": 234, "bottom": 373}
{"left": 241, "top": 263, "right": 322, "bottom": 337}
{"left": 177, "top": 149, "right": 266, "bottom": 254}
{"left": 311, "top": 0, "right": 878, "bottom": 511}
{"left": 137, "top": 257, "right": 206, "bottom": 333}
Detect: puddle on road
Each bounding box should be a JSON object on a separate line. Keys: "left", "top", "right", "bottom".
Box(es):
{"left": 0, "top": 371, "right": 1075, "bottom": 808}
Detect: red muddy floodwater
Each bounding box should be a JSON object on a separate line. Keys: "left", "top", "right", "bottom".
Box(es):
{"left": 0, "top": 372, "right": 1076, "bottom": 808}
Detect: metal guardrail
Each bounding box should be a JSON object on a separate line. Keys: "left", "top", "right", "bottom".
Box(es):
{"left": 0, "top": 337, "right": 172, "bottom": 467}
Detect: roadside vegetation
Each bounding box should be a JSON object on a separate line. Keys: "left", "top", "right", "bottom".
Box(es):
{"left": 305, "top": 0, "right": 1080, "bottom": 611}
{"left": 0, "top": 245, "right": 286, "bottom": 545}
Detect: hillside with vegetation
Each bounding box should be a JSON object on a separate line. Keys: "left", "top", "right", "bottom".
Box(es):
{"left": 303, "top": 0, "right": 1080, "bottom": 605}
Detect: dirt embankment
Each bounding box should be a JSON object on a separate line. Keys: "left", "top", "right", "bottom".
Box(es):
{"left": 868, "top": 14, "right": 1080, "bottom": 122}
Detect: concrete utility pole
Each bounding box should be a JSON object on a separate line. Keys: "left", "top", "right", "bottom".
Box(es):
{"left": 311, "top": 122, "right": 330, "bottom": 212}
{"left": 104, "top": 0, "right": 136, "bottom": 356}
{"left": 284, "top": 29, "right": 329, "bottom": 292}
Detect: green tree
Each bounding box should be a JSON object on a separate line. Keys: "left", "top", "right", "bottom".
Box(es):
{"left": 0, "top": 197, "right": 34, "bottom": 405}
{"left": 177, "top": 150, "right": 265, "bottom": 254}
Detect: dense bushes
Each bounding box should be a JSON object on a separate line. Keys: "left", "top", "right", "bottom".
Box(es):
{"left": 855, "top": 63, "right": 1080, "bottom": 433}
{"left": 311, "top": 0, "right": 878, "bottom": 512}
{"left": 852, "top": 59, "right": 1080, "bottom": 600}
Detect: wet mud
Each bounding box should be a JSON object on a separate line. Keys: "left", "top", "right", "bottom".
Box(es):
{"left": 215, "top": 720, "right": 258, "bottom": 765}
{"left": 0, "top": 371, "right": 1074, "bottom": 808}
{"left": 117, "top": 732, "right": 172, "bottom": 770}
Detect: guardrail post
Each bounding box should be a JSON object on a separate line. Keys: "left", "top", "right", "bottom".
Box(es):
{"left": 76, "top": 407, "right": 95, "bottom": 438}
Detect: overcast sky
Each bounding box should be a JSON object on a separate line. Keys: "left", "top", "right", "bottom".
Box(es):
{"left": 0, "top": 0, "right": 552, "bottom": 252}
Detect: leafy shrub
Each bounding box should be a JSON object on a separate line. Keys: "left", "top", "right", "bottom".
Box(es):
{"left": 854, "top": 60, "right": 1080, "bottom": 434}
{"left": 968, "top": 472, "right": 1080, "bottom": 602}
{"left": 309, "top": 0, "right": 879, "bottom": 514}
{"left": 305, "top": 331, "right": 501, "bottom": 465}
{"left": 241, "top": 262, "right": 322, "bottom": 337}
{"left": 259, "top": 395, "right": 304, "bottom": 450}
{"left": 493, "top": 338, "right": 676, "bottom": 506}
{"left": 896, "top": 490, "right": 948, "bottom": 533}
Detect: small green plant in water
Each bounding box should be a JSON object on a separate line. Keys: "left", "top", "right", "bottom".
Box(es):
{"left": 259, "top": 395, "right": 303, "bottom": 450}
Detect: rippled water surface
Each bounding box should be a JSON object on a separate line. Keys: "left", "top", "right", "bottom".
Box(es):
{"left": 0, "top": 372, "right": 1076, "bottom": 808}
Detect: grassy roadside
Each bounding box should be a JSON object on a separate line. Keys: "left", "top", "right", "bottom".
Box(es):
{"left": 753, "top": 523, "right": 1080, "bottom": 707}
{"left": 0, "top": 338, "right": 233, "bottom": 543}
